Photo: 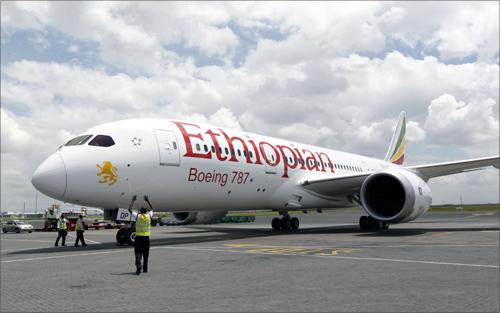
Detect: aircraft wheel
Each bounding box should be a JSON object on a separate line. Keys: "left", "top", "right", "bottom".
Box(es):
{"left": 290, "top": 217, "right": 299, "bottom": 230}
{"left": 280, "top": 218, "right": 291, "bottom": 230}
{"left": 126, "top": 228, "right": 136, "bottom": 245}
{"left": 271, "top": 218, "right": 281, "bottom": 231}
{"left": 359, "top": 216, "right": 369, "bottom": 230}
{"left": 15, "top": 228, "right": 20, "bottom": 233}
{"left": 2, "top": 228, "right": 7, "bottom": 234}
{"left": 116, "top": 227, "right": 127, "bottom": 245}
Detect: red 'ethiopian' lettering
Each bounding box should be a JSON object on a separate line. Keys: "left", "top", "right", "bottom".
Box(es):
{"left": 205, "top": 129, "right": 227, "bottom": 161}
{"left": 259, "top": 141, "right": 280, "bottom": 167}
{"left": 302, "top": 148, "right": 319, "bottom": 171}
{"left": 277, "top": 145, "right": 298, "bottom": 178}
{"left": 172, "top": 121, "right": 336, "bottom": 179}
{"left": 218, "top": 129, "right": 252, "bottom": 163}
{"left": 316, "top": 152, "right": 335, "bottom": 173}
{"left": 172, "top": 121, "right": 211, "bottom": 159}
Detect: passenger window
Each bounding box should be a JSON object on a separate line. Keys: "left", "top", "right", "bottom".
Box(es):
{"left": 204, "top": 144, "right": 208, "bottom": 152}
{"left": 238, "top": 149, "right": 241, "bottom": 157}
{"left": 243, "top": 150, "right": 247, "bottom": 157}
{"left": 196, "top": 143, "right": 201, "bottom": 151}
{"left": 173, "top": 141, "right": 177, "bottom": 150}
{"left": 65, "top": 134, "right": 93, "bottom": 146}
{"left": 88, "top": 135, "right": 115, "bottom": 147}
{"left": 211, "top": 146, "right": 215, "bottom": 153}
{"left": 219, "top": 147, "right": 222, "bottom": 154}
{"left": 225, "top": 147, "right": 229, "bottom": 155}
{"left": 250, "top": 151, "right": 253, "bottom": 158}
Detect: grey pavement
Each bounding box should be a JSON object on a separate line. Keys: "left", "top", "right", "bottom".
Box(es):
{"left": 1, "top": 210, "right": 499, "bottom": 312}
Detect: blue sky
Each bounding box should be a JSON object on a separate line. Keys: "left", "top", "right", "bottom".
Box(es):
{"left": 1, "top": 1, "right": 499, "bottom": 212}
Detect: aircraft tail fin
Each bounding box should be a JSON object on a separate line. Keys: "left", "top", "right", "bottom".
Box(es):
{"left": 384, "top": 111, "right": 406, "bottom": 165}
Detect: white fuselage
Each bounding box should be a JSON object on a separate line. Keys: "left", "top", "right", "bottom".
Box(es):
{"left": 33, "top": 119, "right": 395, "bottom": 212}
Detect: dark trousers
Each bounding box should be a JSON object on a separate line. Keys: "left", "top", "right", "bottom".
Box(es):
{"left": 74, "top": 230, "right": 86, "bottom": 246}
{"left": 134, "top": 236, "right": 150, "bottom": 271}
{"left": 55, "top": 230, "right": 67, "bottom": 246}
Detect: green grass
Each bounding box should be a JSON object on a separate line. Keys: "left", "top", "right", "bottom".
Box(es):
{"left": 428, "top": 203, "right": 499, "bottom": 212}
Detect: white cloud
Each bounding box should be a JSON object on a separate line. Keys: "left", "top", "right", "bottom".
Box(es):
{"left": 430, "top": 3, "right": 499, "bottom": 62}
{"left": 0, "top": 2, "right": 498, "bottom": 210}
{"left": 208, "top": 107, "right": 242, "bottom": 130}
{"left": 424, "top": 94, "right": 499, "bottom": 145}
{"left": 278, "top": 123, "right": 335, "bottom": 145}
{"left": 406, "top": 121, "right": 426, "bottom": 143}
{"left": 0, "top": 1, "right": 49, "bottom": 32}
{"left": 0, "top": 108, "right": 32, "bottom": 153}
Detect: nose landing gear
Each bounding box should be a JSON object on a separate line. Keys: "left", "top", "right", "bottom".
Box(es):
{"left": 116, "top": 227, "right": 136, "bottom": 245}
{"left": 271, "top": 212, "right": 300, "bottom": 231}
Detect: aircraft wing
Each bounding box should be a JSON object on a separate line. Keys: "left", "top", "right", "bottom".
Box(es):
{"left": 407, "top": 156, "right": 500, "bottom": 180}
{"left": 300, "top": 156, "right": 499, "bottom": 198}
{"left": 301, "top": 173, "right": 369, "bottom": 198}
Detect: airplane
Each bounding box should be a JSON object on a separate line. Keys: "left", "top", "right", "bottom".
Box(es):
{"left": 31, "top": 112, "right": 499, "bottom": 244}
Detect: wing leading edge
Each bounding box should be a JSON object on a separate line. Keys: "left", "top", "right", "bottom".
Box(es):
{"left": 408, "top": 155, "right": 499, "bottom": 181}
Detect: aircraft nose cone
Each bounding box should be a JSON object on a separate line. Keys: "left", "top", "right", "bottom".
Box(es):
{"left": 32, "top": 153, "right": 67, "bottom": 199}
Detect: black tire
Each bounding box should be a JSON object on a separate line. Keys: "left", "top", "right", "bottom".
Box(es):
{"left": 290, "top": 217, "right": 299, "bottom": 230}
{"left": 381, "top": 222, "right": 389, "bottom": 229}
{"left": 15, "top": 228, "right": 20, "bottom": 233}
{"left": 126, "top": 228, "right": 136, "bottom": 245}
{"left": 359, "top": 216, "right": 369, "bottom": 230}
{"left": 367, "top": 216, "right": 379, "bottom": 229}
{"left": 2, "top": 228, "right": 7, "bottom": 234}
{"left": 271, "top": 218, "right": 281, "bottom": 230}
{"left": 116, "top": 228, "right": 128, "bottom": 245}
{"left": 280, "top": 218, "right": 291, "bottom": 230}
{"left": 28, "top": 230, "right": 32, "bottom": 233}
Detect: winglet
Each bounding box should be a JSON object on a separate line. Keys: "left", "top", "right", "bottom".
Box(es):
{"left": 384, "top": 111, "right": 406, "bottom": 165}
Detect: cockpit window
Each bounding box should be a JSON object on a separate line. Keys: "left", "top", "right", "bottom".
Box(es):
{"left": 65, "top": 135, "right": 93, "bottom": 146}
{"left": 88, "top": 135, "right": 115, "bottom": 147}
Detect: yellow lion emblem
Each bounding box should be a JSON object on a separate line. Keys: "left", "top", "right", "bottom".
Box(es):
{"left": 96, "top": 161, "right": 118, "bottom": 186}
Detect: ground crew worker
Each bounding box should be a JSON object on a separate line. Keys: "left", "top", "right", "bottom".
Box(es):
{"left": 74, "top": 215, "right": 87, "bottom": 247}
{"left": 54, "top": 214, "right": 68, "bottom": 246}
{"left": 128, "top": 195, "right": 154, "bottom": 275}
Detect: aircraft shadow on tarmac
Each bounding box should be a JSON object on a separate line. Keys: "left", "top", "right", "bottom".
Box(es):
{"left": 6, "top": 224, "right": 499, "bottom": 256}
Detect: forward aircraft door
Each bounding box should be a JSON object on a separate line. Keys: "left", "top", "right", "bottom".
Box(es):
{"left": 154, "top": 129, "right": 180, "bottom": 166}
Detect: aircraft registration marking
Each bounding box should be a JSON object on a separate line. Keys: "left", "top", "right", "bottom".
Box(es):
{"left": 224, "top": 244, "right": 358, "bottom": 256}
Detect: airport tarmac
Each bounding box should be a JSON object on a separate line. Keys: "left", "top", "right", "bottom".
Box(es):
{"left": 1, "top": 210, "right": 499, "bottom": 312}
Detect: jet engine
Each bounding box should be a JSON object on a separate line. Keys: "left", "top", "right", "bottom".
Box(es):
{"left": 171, "top": 210, "right": 228, "bottom": 225}
{"left": 360, "top": 168, "right": 432, "bottom": 223}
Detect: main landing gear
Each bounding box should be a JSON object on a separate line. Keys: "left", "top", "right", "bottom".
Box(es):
{"left": 271, "top": 212, "right": 300, "bottom": 231}
{"left": 359, "top": 216, "right": 389, "bottom": 231}
{"left": 116, "top": 227, "right": 136, "bottom": 245}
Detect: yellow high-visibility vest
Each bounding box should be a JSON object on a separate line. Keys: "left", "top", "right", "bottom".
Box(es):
{"left": 57, "top": 219, "right": 67, "bottom": 230}
{"left": 135, "top": 214, "right": 151, "bottom": 237}
{"left": 75, "top": 220, "right": 83, "bottom": 231}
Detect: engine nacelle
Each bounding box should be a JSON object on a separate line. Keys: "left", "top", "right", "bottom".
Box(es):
{"left": 360, "top": 168, "right": 432, "bottom": 223}
{"left": 172, "top": 210, "right": 227, "bottom": 225}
